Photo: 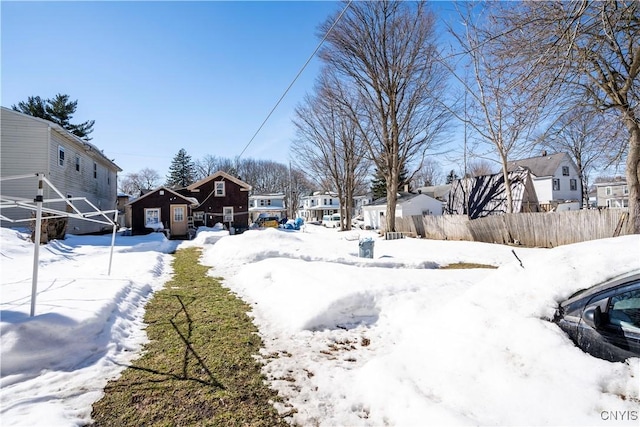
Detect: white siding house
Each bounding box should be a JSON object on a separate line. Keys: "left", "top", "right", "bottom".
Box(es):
{"left": 297, "top": 192, "right": 340, "bottom": 223}
{"left": 363, "top": 192, "right": 443, "bottom": 230}
{"left": 1, "top": 107, "right": 121, "bottom": 234}
{"left": 507, "top": 152, "right": 582, "bottom": 209}
{"left": 248, "top": 193, "right": 286, "bottom": 222}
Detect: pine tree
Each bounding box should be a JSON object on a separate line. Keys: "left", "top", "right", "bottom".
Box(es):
{"left": 370, "top": 168, "right": 387, "bottom": 200}
{"left": 12, "top": 93, "right": 95, "bottom": 141}
{"left": 370, "top": 165, "right": 410, "bottom": 200}
{"left": 166, "top": 148, "right": 196, "bottom": 188}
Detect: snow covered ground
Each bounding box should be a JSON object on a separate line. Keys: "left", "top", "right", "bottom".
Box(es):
{"left": 1, "top": 224, "right": 639, "bottom": 426}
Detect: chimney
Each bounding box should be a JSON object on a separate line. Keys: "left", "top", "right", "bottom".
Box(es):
{"left": 404, "top": 184, "right": 409, "bottom": 193}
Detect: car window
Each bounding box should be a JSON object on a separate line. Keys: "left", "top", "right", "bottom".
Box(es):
{"left": 609, "top": 288, "right": 640, "bottom": 332}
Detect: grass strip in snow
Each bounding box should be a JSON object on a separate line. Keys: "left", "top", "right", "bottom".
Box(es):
{"left": 91, "top": 247, "right": 287, "bottom": 426}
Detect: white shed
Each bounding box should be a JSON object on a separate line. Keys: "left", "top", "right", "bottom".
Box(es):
{"left": 362, "top": 192, "right": 442, "bottom": 230}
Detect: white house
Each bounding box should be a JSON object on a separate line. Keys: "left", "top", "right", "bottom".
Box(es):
{"left": 248, "top": 193, "right": 286, "bottom": 222}
{"left": 507, "top": 151, "right": 582, "bottom": 209}
{"left": 363, "top": 192, "right": 443, "bottom": 230}
{"left": 297, "top": 191, "right": 340, "bottom": 223}
{"left": 353, "top": 194, "right": 372, "bottom": 217}
{"left": 0, "top": 107, "right": 121, "bottom": 234}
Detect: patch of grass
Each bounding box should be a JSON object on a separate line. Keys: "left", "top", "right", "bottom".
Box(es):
{"left": 91, "top": 247, "right": 287, "bottom": 426}
{"left": 440, "top": 262, "right": 498, "bottom": 269}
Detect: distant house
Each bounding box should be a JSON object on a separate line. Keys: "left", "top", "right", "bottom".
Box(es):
{"left": 507, "top": 152, "right": 582, "bottom": 210}
{"left": 248, "top": 193, "right": 286, "bottom": 223}
{"left": 445, "top": 169, "right": 540, "bottom": 219}
{"left": 297, "top": 191, "right": 340, "bottom": 223}
{"left": 363, "top": 192, "right": 443, "bottom": 230}
{"left": 180, "top": 171, "right": 252, "bottom": 232}
{"left": 416, "top": 184, "right": 451, "bottom": 203}
{"left": 0, "top": 107, "right": 121, "bottom": 234}
{"left": 353, "top": 194, "right": 373, "bottom": 217}
{"left": 127, "top": 187, "right": 199, "bottom": 237}
{"left": 595, "top": 180, "right": 629, "bottom": 208}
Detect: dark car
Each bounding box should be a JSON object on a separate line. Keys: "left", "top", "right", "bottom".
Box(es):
{"left": 554, "top": 271, "right": 640, "bottom": 362}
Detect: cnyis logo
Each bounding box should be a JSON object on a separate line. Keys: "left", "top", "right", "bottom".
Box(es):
{"left": 601, "top": 410, "right": 638, "bottom": 421}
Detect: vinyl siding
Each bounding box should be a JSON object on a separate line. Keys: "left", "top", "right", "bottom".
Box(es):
{"left": 1, "top": 108, "right": 120, "bottom": 234}
{"left": 0, "top": 108, "right": 49, "bottom": 199}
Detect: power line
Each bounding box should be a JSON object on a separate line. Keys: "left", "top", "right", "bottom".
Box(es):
{"left": 237, "top": 0, "right": 352, "bottom": 160}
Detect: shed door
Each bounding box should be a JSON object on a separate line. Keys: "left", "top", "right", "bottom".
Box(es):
{"left": 170, "top": 204, "right": 187, "bottom": 236}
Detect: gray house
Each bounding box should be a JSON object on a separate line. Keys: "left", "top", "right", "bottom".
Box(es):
{"left": 594, "top": 180, "right": 629, "bottom": 208}
{"left": 507, "top": 152, "right": 582, "bottom": 210}
{"left": 0, "top": 107, "right": 121, "bottom": 234}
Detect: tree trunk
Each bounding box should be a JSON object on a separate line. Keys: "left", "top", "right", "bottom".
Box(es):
{"left": 625, "top": 117, "right": 640, "bottom": 234}
{"left": 385, "top": 157, "right": 399, "bottom": 232}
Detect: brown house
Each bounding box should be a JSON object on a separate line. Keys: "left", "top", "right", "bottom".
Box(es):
{"left": 127, "top": 186, "right": 199, "bottom": 238}
{"left": 179, "top": 171, "right": 252, "bottom": 232}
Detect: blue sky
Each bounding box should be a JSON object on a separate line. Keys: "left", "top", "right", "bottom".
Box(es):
{"left": 2, "top": 1, "right": 462, "bottom": 180}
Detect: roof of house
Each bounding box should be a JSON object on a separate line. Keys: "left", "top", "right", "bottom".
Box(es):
{"left": 594, "top": 180, "right": 627, "bottom": 186}
{"left": 250, "top": 193, "right": 285, "bottom": 199}
{"left": 127, "top": 186, "right": 199, "bottom": 207}
{"left": 186, "top": 170, "right": 251, "bottom": 191}
{"left": 367, "top": 192, "right": 436, "bottom": 207}
{"left": 1, "top": 106, "right": 122, "bottom": 172}
{"left": 506, "top": 152, "right": 569, "bottom": 177}
{"left": 416, "top": 184, "right": 451, "bottom": 200}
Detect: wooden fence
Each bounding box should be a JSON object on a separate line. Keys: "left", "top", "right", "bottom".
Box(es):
{"left": 392, "top": 209, "right": 630, "bottom": 248}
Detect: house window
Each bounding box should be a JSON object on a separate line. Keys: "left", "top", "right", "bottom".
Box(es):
{"left": 553, "top": 179, "right": 560, "bottom": 191}
{"left": 107, "top": 175, "right": 111, "bottom": 186}
{"left": 562, "top": 166, "right": 569, "bottom": 176}
{"left": 606, "top": 186, "right": 612, "bottom": 196}
{"left": 623, "top": 185, "right": 629, "bottom": 195}
{"left": 173, "top": 206, "right": 185, "bottom": 222}
{"left": 75, "top": 156, "right": 81, "bottom": 172}
{"left": 58, "top": 146, "right": 65, "bottom": 166}
{"left": 193, "top": 211, "right": 204, "bottom": 221}
{"left": 223, "top": 206, "right": 233, "bottom": 222}
{"left": 215, "top": 181, "right": 225, "bottom": 197}
{"left": 144, "top": 208, "right": 161, "bottom": 228}
{"left": 570, "top": 179, "right": 577, "bottom": 191}
{"left": 93, "top": 162, "right": 97, "bottom": 179}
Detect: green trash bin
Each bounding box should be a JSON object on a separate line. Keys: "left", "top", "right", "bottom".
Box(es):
{"left": 359, "top": 238, "right": 374, "bottom": 258}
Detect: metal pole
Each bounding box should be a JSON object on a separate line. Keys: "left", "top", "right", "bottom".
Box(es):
{"left": 30, "top": 174, "right": 44, "bottom": 317}
{"left": 108, "top": 209, "right": 118, "bottom": 276}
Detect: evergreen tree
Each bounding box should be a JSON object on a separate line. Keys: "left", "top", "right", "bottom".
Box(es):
{"left": 446, "top": 169, "right": 459, "bottom": 184}
{"left": 370, "top": 166, "right": 410, "bottom": 200}
{"left": 370, "top": 168, "right": 387, "bottom": 200}
{"left": 12, "top": 93, "right": 95, "bottom": 141}
{"left": 166, "top": 148, "right": 196, "bottom": 188}
{"left": 12, "top": 96, "right": 49, "bottom": 120}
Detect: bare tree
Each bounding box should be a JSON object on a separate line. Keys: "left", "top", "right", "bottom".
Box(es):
{"left": 410, "top": 158, "right": 443, "bottom": 187}
{"left": 291, "top": 71, "right": 371, "bottom": 230}
{"left": 488, "top": 1, "right": 640, "bottom": 232}
{"left": 319, "top": 0, "right": 450, "bottom": 231}
{"left": 194, "top": 155, "right": 235, "bottom": 180}
{"left": 286, "top": 168, "right": 315, "bottom": 219}
{"left": 445, "top": 2, "right": 550, "bottom": 213}
{"left": 466, "top": 159, "right": 497, "bottom": 177}
{"left": 118, "top": 167, "right": 161, "bottom": 195}
{"left": 538, "top": 106, "right": 626, "bottom": 206}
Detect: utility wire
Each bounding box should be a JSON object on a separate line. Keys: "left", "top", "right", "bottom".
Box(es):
{"left": 237, "top": 0, "right": 352, "bottom": 160}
